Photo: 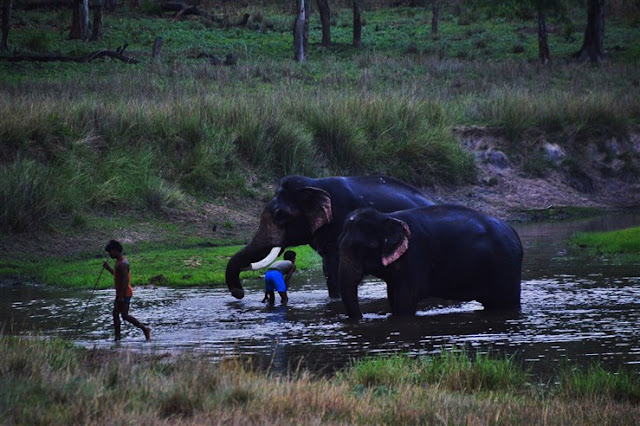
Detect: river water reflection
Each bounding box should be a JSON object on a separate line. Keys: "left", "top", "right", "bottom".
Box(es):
{"left": 2, "top": 212, "right": 640, "bottom": 376}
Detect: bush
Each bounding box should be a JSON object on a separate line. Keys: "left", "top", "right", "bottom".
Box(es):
{"left": 0, "top": 159, "right": 59, "bottom": 232}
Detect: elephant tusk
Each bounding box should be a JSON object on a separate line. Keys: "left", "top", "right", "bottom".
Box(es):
{"left": 250, "top": 247, "right": 281, "bottom": 270}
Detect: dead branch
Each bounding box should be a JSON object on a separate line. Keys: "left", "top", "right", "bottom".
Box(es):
{"left": 0, "top": 45, "right": 139, "bottom": 64}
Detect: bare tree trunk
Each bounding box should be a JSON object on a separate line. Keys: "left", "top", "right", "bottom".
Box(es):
{"left": 70, "top": 0, "right": 89, "bottom": 40}
{"left": 304, "top": 0, "right": 310, "bottom": 53}
{"left": 90, "top": 0, "right": 104, "bottom": 41}
{"left": 353, "top": 0, "right": 361, "bottom": 47}
{"left": 80, "top": 0, "right": 89, "bottom": 40}
{"left": 294, "top": 0, "right": 305, "bottom": 62}
{"left": 537, "top": 8, "right": 550, "bottom": 64}
{"left": 316, "top": 0, "right": 330, "bottom": 47}
{"left": 70, "top": 0, "right": 81, "bottom": 39}
{"left": 431, "top": 0, "right": 439, "bottom": 39}
{"left": 152, "top": 37, "right": 163, "bottom": 59}
{"left": 576, "top": 0, "right": 605, "bottom": 62}
{"left": 1, "top": 0, "right": 12, "bottom": 51}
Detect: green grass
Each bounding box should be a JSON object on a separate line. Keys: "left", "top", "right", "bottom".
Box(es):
{"left": 1, "top": 5, "right": 640, "bottom": 233}
{"left": 2, "top": 338, "right": 639, "bottom": 424}
{"left": 571, "top": 226, "right": 640, "bottom": 262}
{"left": 0, "top": 242, "right": 322, "bottom": 289}
{"left": 340, "top": 349, "right": 530, "bottom": 392}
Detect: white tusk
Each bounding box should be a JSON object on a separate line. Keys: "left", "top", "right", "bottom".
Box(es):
{"left": 250, "top": 247, "right": 281, "bottom": 270}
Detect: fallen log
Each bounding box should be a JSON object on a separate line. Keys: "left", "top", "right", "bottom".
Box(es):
{"left": 0, "top": 46, "right": 139, "bottom": 64}
{"left": 160, "top": 1, "right": 213, "bottom": 21}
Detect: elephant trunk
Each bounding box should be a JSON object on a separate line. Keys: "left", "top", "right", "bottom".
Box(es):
{"left": 225, "top": 244, "right": 276, "bottom": 299}
{"left": 225, "top": 207, "right": 284, "bottom": 299}
{"left": 338, "top": 256, "right": 364, "bottom": 319}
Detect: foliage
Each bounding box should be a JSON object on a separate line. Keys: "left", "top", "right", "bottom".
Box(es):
{"left": 2, "top": 338, "right": 640, "bottom": 424}
{"left": 1, "top": 6, "right": 639, "bottom": 232}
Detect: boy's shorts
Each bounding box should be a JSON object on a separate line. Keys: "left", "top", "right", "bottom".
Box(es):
{"left": 265, "top": 270, "right": 287, "bottom": 292}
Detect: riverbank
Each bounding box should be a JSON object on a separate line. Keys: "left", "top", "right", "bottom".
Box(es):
{"left": 1, "top": 337, "right": 638, "bottom": 425}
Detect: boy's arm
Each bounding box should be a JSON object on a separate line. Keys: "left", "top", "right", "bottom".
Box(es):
{"left": 103, "top": 261, "right": 114, "bottom": 276}
{"left": 284, "top": 265, "right": 296, "bottom": 285}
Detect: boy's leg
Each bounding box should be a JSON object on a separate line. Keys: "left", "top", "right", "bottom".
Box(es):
{"left": 120, "top": 299, "right": 151, "bottom": 340}
{"left": 267, "top": 290, "right": 275, "bottom": 305}
{"left": 278, "top": 291, "right": 288, "bottom": 304}
{"left": 112, "top": 299, "right": 122, "bottom": 341}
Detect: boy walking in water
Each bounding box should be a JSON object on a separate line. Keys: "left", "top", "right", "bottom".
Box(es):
{"left": 103, "top": 240, "right": 151, "bottom": 341}
{"left": 262, "top": 250, "right": 297, "bottom": 305}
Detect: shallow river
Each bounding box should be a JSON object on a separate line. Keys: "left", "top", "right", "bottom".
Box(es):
{"left": 2, "top": 213, "right": 640, "bottom": 376}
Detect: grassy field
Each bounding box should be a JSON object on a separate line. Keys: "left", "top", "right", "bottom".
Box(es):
{"left": 571, "top": 226, "right": 640, "bottom": 262}
{"left": 2, "top": 4, "right": 640, "bottom": 234}
{"left": 0, "top": 239, "right": 322, "bottom": 288}
{"left": 1, "top": 337, "right": 639, "bottom": 424}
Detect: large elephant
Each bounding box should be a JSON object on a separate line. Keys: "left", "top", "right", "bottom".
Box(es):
{"left": 337, "top": 205, "right": 523, "bottom": 319}
{"left": 225, "top": 175, "right": 434, "bottom": 299}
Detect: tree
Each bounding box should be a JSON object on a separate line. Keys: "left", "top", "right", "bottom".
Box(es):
{"left": 294, "top": 0, "right": 306, "bottom": 61}
{"left": 353, "top": 0, "right": 361, "bottom": 47}
{"left": 70, "top": 0, "right": 89, "bottom": 40}
{"left": 90, "top": 0, "right": 104, "bottom": 42}
{"left": 431, "top": 0, "right": 439, "bottom": 39}
{"left": 537, "top": 6, "right": 550, "bottom": 64}
{"left": 316, "top": 0, "right": 331, "bottom": 46}
{"left": 575, "top": 0, "right": 605, "bottom": 62}
{"left": 1, "top": 0, "right": 11, "bottom": 51}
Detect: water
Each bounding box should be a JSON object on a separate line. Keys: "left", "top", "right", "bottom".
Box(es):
{"left": 2, "top": 212, "right": 640, "bottom": 376}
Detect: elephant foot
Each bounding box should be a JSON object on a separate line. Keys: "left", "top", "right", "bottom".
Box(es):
{"left": 328, "top": 290, "right": 341, "bottom": 299}
{"left": 230, "top": 288, "right": 245, "bottom": 299}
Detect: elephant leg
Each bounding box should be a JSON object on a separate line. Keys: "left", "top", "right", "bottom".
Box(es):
{"left": 389, "top": 281, "right": 418, "bottom": 316}
{"left": 322, "top": 247, "right": 341, "bottom": 299}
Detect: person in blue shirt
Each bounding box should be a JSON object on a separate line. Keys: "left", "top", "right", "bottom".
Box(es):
{"left": 262, "top": 250, "right": 296, "bottom": 305}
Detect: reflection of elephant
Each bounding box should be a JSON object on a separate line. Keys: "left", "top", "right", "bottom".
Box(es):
{"left": 337, "top": 205, "right": 523, "bottom": 319}
{"left": 225, "top": 175, "right": 433, "bottom": 299}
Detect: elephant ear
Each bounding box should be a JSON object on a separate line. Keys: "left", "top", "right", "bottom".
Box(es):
{"left": 299, "top": 186, "right": 333, "bottom": 234}
{"left": 381, "top": 218, "right": 411, "bottom": 267}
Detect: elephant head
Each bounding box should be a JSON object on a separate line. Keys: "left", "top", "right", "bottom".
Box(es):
{"left": 337, "top": 208, "right": 411, "bottom": 318}
{"left": 225, "top": 176, "right": 333, "bottom": 299}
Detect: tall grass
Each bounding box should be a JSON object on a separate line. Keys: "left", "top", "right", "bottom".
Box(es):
{"left": 0, "top": 88, "right": 478, "bottom": 232}
{"left": 468, "top": 88, "right": 632, "bottom": 143}
{"left": 2, "top": 6, "right": 640, "bottom": 232}
{"left": 558, "top": 361, "right": 640, "bottom": 403}
{"left": 2, "top": 338, "right": 639, "bottom": 424}
{"left": 340, "top": 349, "right": 529, "bottom": 392}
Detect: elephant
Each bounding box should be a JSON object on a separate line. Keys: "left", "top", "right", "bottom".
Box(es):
{"left": 337, "top": 205, "right": 523, "bottom": 319}
{"left": 225, "top": 175, "right": 434, "bottom": 299}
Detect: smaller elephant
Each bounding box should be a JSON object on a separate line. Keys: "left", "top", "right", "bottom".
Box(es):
{"left": 337, "top": 205, "right": 523, "bottom": 319}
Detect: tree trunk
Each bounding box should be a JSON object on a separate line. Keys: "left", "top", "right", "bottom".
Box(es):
{"left": 80, "top": 0, "right": 89, "bottom": 40}
{"left": 70, "top": 0, "right": 81, "bottom": 39}
{"left": 353, "top": 0, "right": 361, "bottom": 47}
{"left": 537, "top": 8, "right": 550, "bottom": 64}
{"left": 294, "top": 0, "right": 305, "bottom": 62}
{"left": 70, "top": 0, "right": 89, "bottom": 40}
{"left": 431, "top": 0, "right": 439, "bottom": 39}
{"left": 90, "top": 0, "right": 104, "bottom": 42}
{"left": 105, "top": 0, "right": 116, "bottom": 12}
{"left": 304, "top": 0, "right": 310, "bottom": 52}
{"left": 152, "top": 37, "right": 163, "bottom": 59}
{"left": 316, "top": 0, "right": 330, "bottom": 47}
{"left": 576, "top": 0, "right": 605, "bottom": 62}
{"left": 129, "top": 0, "right": 138, "bottom": 10}
{"left": 1, "top": 0, "right": 12, "bottom": 51}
